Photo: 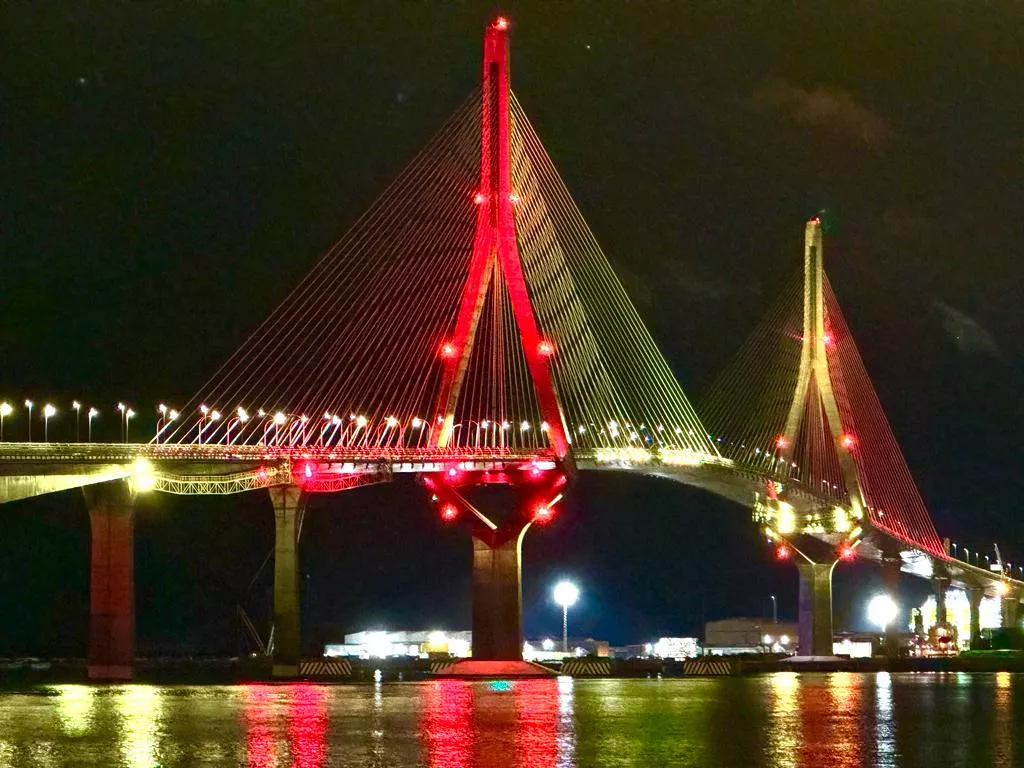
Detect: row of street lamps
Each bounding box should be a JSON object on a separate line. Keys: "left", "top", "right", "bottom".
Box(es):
{"left": 0, "top": 400, "right": 128, "bottom": 442}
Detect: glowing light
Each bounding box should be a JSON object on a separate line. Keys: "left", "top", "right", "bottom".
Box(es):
{"left": 501, "top": 421, "right": 510, "bottom": 431}
{"left": 534, "top": 503, "right": 553, "bottom": 522}
{"left": 493, "top": 16, "right": 509, "bottom": 30}
{"left": 447, "top": 467, "right": 459, "bottom": 478}
{"left": 303, "top": 464, "right": 313, "bottom": 479}
{"left": 839, "top": 544, "right": 856, "bottom": 561}
{"left": 237, "top": 407, "right": 249, "bottom": 422}
{"left": 776, "top": 502, "right": 796, "bottom": 534}
{"left": 200, "top": 404, "right": 209, "bottom": 416}
{"left": 780, "top": 635, "right": 790, "bottom": 645}
{"left": 0, "top": 402, "right": 11, "bottom": 417}
{"left": 131, "top": 458, "right": 157, "bottom": 493}
{"left": 210, "top": 410, "right": 221, "bottom": 421}
{"left": 775, "top": 545, "right": 791, "bottom": 560}
{"left": 43, "top": 403, "right": 56, "bottom": 418}
{"left": 428, "top": 631, "right": 447, "bottom": 645}
{"left": 473, "top": 192, "right": 487, "bottom": 204}
{"left": 89, "top": 407, "right": 99, "bottom": 418}
{"left": 540, "top": 421, "right": 549, "bottom": 432}
{"left": 158, "top": 403, "right": 166, "bottom": 415}
{"left": 763, "top": 634, "right": 773, "bottom": 645}
{"left": 257, "top": 409, "right": 266, "bottom": 417}
{"left": 386, "top": 416, "right": 399, "bottom": 428}
{"left": 577, "top": 425, "right": 586, "bottom": 434}
{"left": 840, "top": 433, "right": 856, "bottom": 450}
{"left": 542, "top": 638, "right": 554, "bottom": 651}
{"left": 537, "top": 340, "right": 554, "bottom": 357}
{"left": 867, "top": 594, "right": 899, "bottom": 631}
{"left": 995, "top": 581, "right": 1010, "bottom": 596}
{"left": 440, "top": 342, "right": 457, "bottom": 359}
{"left": 412, "top": 417, "right": 423, "bottom": 428}
{"left": 553, "top": 581, "right": 579, "bottom": 608}
{"left": 520, "top": 420, "right": 531, "bottom": 431}
{"left": 355, "top": 415, "right": 368, "bottom": 428}
{"left": 775, "top": 435, "right": 788, "bottom": 450}
{"left": 274, "top": 412, "right": 286, "bottom": 426}
{"left": 441, "top": 503, "right": 458, "bottom": 521}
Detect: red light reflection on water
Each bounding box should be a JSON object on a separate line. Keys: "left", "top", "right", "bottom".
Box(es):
{"left": 242, "top": 684, "right": 277, "bottom": 768}
{"left": 242, "top": 683, "right": 328, "bottom": 768}
{"left": 288, "top": 684, "right": 328, "bottom": 768}
{"left": 420, "top": 678, "right": 562, "bottom": 768}
{"left": 421, "top": 680, "right": 474, "bottom": 768}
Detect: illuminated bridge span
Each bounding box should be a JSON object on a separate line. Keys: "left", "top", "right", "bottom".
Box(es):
{"left": 1, "top": 18, "right": 1018, "bottom": 677}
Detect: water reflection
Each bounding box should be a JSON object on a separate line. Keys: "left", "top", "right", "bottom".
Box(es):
{"left": 767, "top": 672, "right": 800, "bottom": 768}
{"left": 420, "top": 678, "right": 568, "bottom": 768}
{"left": 117, "top": 685, "right": 162, "bottom": 768}
{"left": 874, "top": 672, "right": 896, "bottom": 768}
{"left": 825, "top": 672, "right": 862, "bottom": 765}
{"left": 242, "top": 683, "right": 328, "bottom": 768}
{"left": 54, "top": 684, "right": 97, "bottom": 736}
{"left": 993, "top": 671, "right": 1013, "bottom": 768}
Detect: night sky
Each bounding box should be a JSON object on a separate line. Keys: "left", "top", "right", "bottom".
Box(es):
{"left": 2, "top": 2, "right": 1022, "bottom": 655}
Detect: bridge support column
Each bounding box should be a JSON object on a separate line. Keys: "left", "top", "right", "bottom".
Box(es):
{"left": 933, "top": 576, "right": 950, "bottom": 626}
{"left": 270, "top": 485, "right": 303, "bottom": 676}
{"left": 84, "top": 480, "right": 136, "bottom": 680}
{"left": 471, "top": 525, "right": 529, "bottom": 661}
{"left": 967, "top": 587, "right": 983, "bottom": 649}
{"left": 881, "top": 556, "right": 902, "bottom": 656}
{"left": 1000, "top": 589, "right": 1020, "bottom": 629}
{"left": 797, "top": 560, "right": 836, "bottom": 657}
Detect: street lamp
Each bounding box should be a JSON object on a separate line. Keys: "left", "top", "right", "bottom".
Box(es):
{"left": 87, "top": 408, "right": 99, "bottom": 442}
{"left": 72, "top": 401, "right": 81, "bottom": 442}
{"left": 770, "top": 594, "right": 778, "bottom": 624}
{"left": 0, "top": 402, "right": 11, "bottom": 441}
{"left": 43, "top": 404, "right": 56, "bottom": 442}
{"left": 125, "top": 409, "right": 135, "bottom": 442}
{"left": 553, "top": 580, "right": 579, "bottom": 652}
{"left": 117, "top": 403, "right": 127, "bottom": 442}
{"left": 25, "top": 400, "right": 34, "bottom": 441}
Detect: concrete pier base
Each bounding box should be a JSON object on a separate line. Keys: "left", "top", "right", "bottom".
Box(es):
{"left": 1001, "top": 591, "right": 1020, "bottom": 629}
{"left": 797, "top": 561, "right": 836, "bottom": 657}
{"left": 83, "top": 481, "right": 136, "bottom": 680}
{"left": 933, "top": 576, "right": 950, "bottom": 625}
{"left": 270, "top": 485, "right": 302, "bottom": 677}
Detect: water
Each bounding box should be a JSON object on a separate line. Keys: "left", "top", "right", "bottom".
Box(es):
{"left": 0, "top": 673, "right": 1020, "bottom": 767}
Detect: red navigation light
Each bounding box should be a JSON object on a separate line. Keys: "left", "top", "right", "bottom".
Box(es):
{"left": 494, "top": 16, "right": 509, "bottom": 31}
{"left": 775, "top": 435, "right": 788, "bottom": 450}
{"left": 822, "top": 332, "right": 833, "bottom": 346}
{"left": 537, "top": 340, "right": 554, "bottom": 357}
{"left": 473, "top": 192, "right": 487, "bottom": 205}
{"left": 440, "top": 342, "right": 457, "bottom": 359}
{"left": 839, "top": 545, "right": 855, "bottom": 561}
{"left": 840, "top": 433, "right": 856, "bottom": 450}
{"left": 258, "top": 467, "right": 268, "bottom": 480}
{"left": 441, "top": 503, "right": 458, "bottom": 522}
{"left": 533, "top": 504, "right": 553, "bottom": 523}
{"left": 447, "top": 467, "right": 458, "bottom": 478}
{"left": 775, "top": 545, "right": 791, "bottom": 561}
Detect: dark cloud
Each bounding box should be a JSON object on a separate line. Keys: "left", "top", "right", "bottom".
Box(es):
{"left": 747, "top": 78, "right": 892, "bottom": 151}
{"left": 934, "top": 300, "right": 1000, "bottom": 358}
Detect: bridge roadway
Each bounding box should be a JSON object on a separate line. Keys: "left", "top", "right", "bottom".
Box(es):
{"left": 0, "top": 441, "right": 1016, "bottom": 601}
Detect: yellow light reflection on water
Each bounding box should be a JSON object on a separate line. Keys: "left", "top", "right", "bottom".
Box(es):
{"left": 116, "top": 685, "right": 162, "bottom": 768}
{"left": 54, "top": 684, "right": 97, "bottom": 736}
{"left": 993, "top": 671, "right": 1014, "bottom": 768}
{"left": 767, "top": 672, "right": 800, "bottom": 768}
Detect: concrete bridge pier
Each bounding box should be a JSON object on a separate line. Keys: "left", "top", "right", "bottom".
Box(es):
{"left": 83, "top": 480, "right": 136, "bottom": 680}
{"left": 270, "top": 485, "right": 303, "bottom": 677}
{"left": 933, "top": 575, "right": 950, "bottom": 625}
{"left": 967, "top": 586, "right": 983, "bottom": 649}
{"left": 881, "top": 556, "right": 902, "bottom": 656}
{"left": 796, "top": 560, "right": 836, "bottom": 657}
{"left": 471, "top": 523, "right": 531, "bottom": 661}
{"left": 1000, "top": 588, "right": 1020, "bottom": 629}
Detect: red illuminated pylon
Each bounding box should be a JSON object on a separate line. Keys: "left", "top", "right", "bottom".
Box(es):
{"left": 430, "top": 19, "right": 568, "bottom": 458}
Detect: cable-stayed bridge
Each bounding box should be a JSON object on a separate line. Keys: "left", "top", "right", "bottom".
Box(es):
{"left": 1, "top": 18, "right": 1018, "bottom": 677}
